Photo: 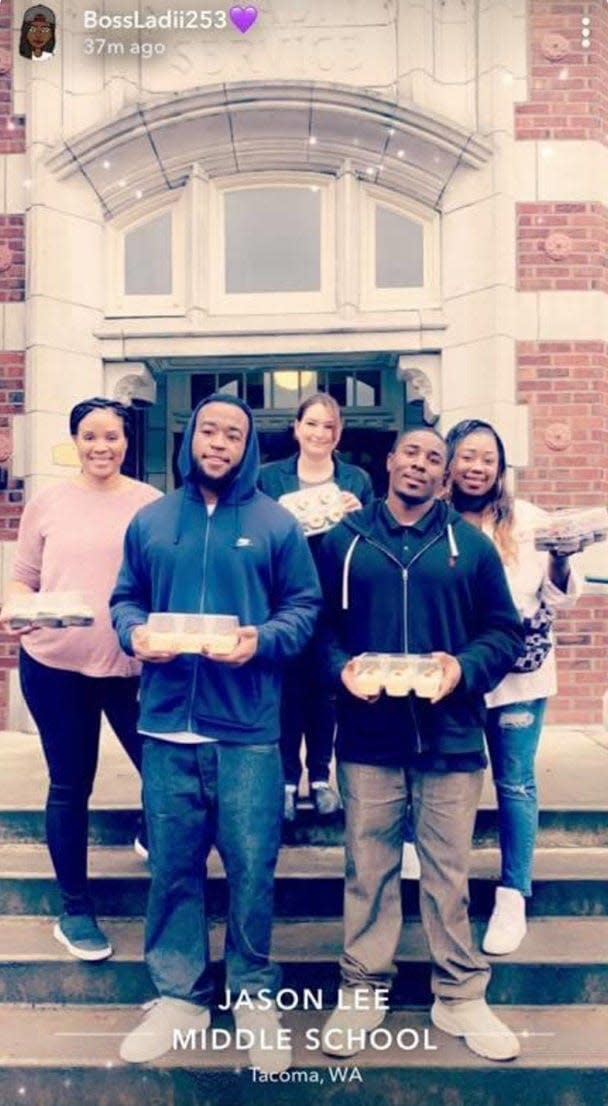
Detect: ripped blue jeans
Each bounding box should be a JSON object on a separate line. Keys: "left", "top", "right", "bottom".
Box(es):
{"left": 485, "top": 698, "right": 547, "bottom": 898}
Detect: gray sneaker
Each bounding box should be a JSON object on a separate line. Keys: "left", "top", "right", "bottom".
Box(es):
{"left": 53, "top": 914, "right": 112, "bottom": 962}
{"left": 322, "top": 986, "right": 387, "bottom": 1057}
{"left": 431, "top": 998, "right": 521, "bottom": 1061}
{"left": 234, "top": 999, "right": 292, "bottom": 1074}
{"left": 120, "top": 997, "right": 211, "bottom": 1063}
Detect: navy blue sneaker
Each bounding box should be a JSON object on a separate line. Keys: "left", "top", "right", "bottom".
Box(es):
{"left": 53, "top": 914, "right": 112, "bottom": 961}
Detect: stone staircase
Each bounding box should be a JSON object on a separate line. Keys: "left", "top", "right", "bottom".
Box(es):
{"left": 1, "top": 726, "right": 607, "bottom": 1106}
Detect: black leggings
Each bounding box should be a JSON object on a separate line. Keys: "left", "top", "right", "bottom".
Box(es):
{"left": 280, "top": 640, "right": 336, "bottom": 787}
{"left": 19, "top": 648, "right": 142, "bottom": 915}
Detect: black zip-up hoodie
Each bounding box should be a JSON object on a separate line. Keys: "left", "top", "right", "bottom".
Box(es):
{"left": 316, "top": 498, "right": 524, "bottom": 766}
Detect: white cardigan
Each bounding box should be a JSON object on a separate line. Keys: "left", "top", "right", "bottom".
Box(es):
{"left": 484, "top": 499, "right": 581, "bottom": 710}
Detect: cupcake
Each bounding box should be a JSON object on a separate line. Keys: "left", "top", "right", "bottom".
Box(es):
{"left": 307, "top": 514, "right": 325, "bottom": 531}
{"left": 207, "top": 633, "right": 239, "bottom": 655}
{"left": 384, "top": 667, "right": 414, "bottom": 697}
{"left": 356, "top": 667, "right": 383, "bottom": 697}
{"left": 62, "top": 603, "right": 95, "bottom": 627}
{"left": 413, "top": 667, "right": 442, "bottom": 698}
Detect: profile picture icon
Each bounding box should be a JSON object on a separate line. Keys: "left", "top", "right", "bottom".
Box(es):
{"left": 19, "top": 5, "right": 56, "bottom": 60}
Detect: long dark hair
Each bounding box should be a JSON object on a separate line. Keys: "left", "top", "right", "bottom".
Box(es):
{"left": 69, "top": 397, "right": 134, "bottom": 439}
{"left": 444, "top": 418, "right": 516, "bottom": 564}
{"left": 19, "top": 6, "right": 56, "bottom": 59}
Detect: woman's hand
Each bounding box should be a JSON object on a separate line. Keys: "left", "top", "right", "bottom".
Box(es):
{"left": 341, "top": 491, "right": 363, "bottom": 514}
{"left": 0, "top": 584, "right": 37, "bottom": 636}
{"left": 548, "top": 550, "right": 571, "bottom": 592}
{"left": 0, "top": 615, "right": 33, "bottom": 637}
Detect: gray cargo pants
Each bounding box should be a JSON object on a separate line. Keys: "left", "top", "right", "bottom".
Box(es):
{"left": 337, "top": 761, "right": 490, "bottom": 1000}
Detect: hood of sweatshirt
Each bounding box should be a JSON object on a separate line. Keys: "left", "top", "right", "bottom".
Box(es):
{"left": 177, "top": 392, "right": 260, "bottom": 505}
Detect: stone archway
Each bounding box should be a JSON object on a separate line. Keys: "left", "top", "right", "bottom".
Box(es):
{"left": 47, "top": 80, "right": 492, "bottom": 218}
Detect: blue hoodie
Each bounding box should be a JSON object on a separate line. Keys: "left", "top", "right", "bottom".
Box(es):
{"left": 110, "top": 394, "right": 322, "bottom": 744}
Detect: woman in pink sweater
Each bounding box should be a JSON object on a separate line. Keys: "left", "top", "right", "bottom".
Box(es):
{"left": 2, "top": 398, "right": 160, "bottom": 961}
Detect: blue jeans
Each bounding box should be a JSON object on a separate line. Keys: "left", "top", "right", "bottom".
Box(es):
{"left": 485, "top": 697, "right": 547, "bottom": 898}
{"left": 143, "top": 738, "right": 283, "bottom": 1006}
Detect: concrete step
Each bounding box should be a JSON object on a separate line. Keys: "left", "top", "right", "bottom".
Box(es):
{"left": 0, "top": 1004, "right": 606, "bottom": 1106}
{"left": 1, "top": 844, "right": 608, "bottom": 918}
{"left": 283, "top": 805, "right": 608, "bottom": 848}
{"left": 2, "top": 726, "right": 608, "bottom": 839}
{"left": 3, "top": 804, "right": 608, "bottom": 848}
{"left": 1, "top": 916, "right": 607, "bottom": 1007}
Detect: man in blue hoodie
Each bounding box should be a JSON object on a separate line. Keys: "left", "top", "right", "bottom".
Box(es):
{"left": 110, "top": 394, "right": 321, "bottom": 1070}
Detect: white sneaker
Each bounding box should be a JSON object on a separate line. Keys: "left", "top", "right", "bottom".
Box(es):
{"left": 119, "top": 997, "right": 210, "bottom": 1063}
{"left": 321, "top": 985, "right": 387, "bottom": 1057}
{"left": 233, "top": 998, "right": 292, "bottom": 1075}
{"left": 401, "top": 841, "right": 421, "bottom": 880}
{"left": 133, "top": 836, "right": 149, "bottom": 862}
{"left": 482, "top": 887, "right": 527, "bottom": 955}
{"left": 431, "top": 997, "right": 520, "bottom": 1061}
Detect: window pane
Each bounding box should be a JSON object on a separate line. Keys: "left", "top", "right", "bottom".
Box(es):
{"left": 225, "top": 188, "right": 321, "bottom": 294}
{"left": 245, "top": 371, "right": 267, "bottom": 409}
{"left": 353, "top": 371, "right": 381, "bottom": 407}
{"left": 191, "top": 375, "right": 217, "bottom": 407}
{"left": 375, "top": 205, "right": 424, "bottom": 288}
{"left": 217, "top": 374, "right": 243, "bottom": 398}
{"left": 326, "top": 372, "right": 348, "bottom": 407}
{"left": 125, "top": 212, "right": 172, "bottom": 295}
{"left": 272, "top": 370, "right": 302, "bottom": 408}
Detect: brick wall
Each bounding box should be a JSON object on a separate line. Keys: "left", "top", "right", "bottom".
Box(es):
{"left": 0, "top": 350, "right": 24, "bottom": 722}
{"left": 515, "top": 0, "right": 608, "bottom": 724}
{"left": 517, "top": 342, "right": 608, "bottom": 723}
{"left": 517, "top": 203, "right": 608, "bottom": 292}
{"left": 0, "top": 2, "right": 25, "bottom": 154}
{"left": 0, "top": 0, "right": 25, "bottom": 727}
{"left": 515, "top": 0, "right": 607, "bottom": 143}
{"left": 0, "top": 215, "right": 25, "bottom": 302}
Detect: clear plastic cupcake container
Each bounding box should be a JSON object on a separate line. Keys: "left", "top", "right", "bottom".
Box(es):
{"left": 1, "top": 591, "right": 94, "bottom": 630}
{"left": 351, "top": 653, "right": 386, "bottom": 697}
{"left": 278, "top": 482, "right": 345, "bottom": 536}
{"left": 352, "top": 653, "right": 443, "bottom": 698}
{"left": 146, "top": 613, "right": 239, "bottom": 654}
{"left": 533, "top": 506, "right": 608, "bottom": 554}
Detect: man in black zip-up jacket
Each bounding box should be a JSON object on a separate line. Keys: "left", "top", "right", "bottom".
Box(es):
{"left": 316, "top": 428, "right": 524, "bottom": 1063}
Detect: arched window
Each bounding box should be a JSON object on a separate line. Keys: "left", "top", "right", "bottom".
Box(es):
{"left": 375, "top": 205, "right": 424, "bottom": 288}
{"left": 106, "top": 194, "right": 184, "bottom": 316}
{"left": 360, "top": 186, "right": 439, "bottom": 310}
{"left": 124, "top": 212, "right": 172, "bottom": 295}
{"left": 107, "top": 172, "right": 439, "bottom": 319}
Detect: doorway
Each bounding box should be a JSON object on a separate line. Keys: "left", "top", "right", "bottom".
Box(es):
{"left": 143, "top": 355, "right": 432, "bottom": 495}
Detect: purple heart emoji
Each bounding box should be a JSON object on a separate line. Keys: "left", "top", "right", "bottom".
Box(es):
{"left": 229, "top": 5, "right": 258, "bottom": 34}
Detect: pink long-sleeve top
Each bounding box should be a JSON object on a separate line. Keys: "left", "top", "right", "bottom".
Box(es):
{"left": 12, "top": 479, "right": 161, "bottom": 678}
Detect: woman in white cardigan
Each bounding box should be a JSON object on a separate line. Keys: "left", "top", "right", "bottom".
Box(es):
{"left": 445, "top": 419, "right": 580, "bottom": 955}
